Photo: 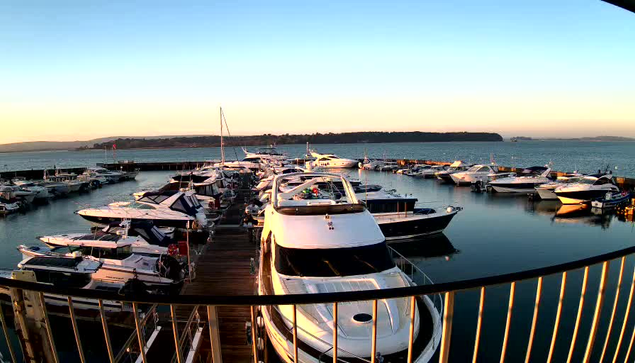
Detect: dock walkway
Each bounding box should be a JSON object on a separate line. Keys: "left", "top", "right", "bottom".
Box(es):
{"left": 178, "top": 182, "right": 259, "bottom": 363}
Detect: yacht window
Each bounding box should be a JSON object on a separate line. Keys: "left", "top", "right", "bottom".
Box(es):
{"left": 171, "top": 197, "right": 194, "bottom": 215}
{"left": 274, "top": 242, "right": 395, "bottom": 277}
{"left": 129, "top": 203, "right": 155, "bottom": 210}
{"left": 594, "top": 178, "right": 612, "bottom": 185}
{"left": 478, "top": 166, "right": 490, "bottom": 172}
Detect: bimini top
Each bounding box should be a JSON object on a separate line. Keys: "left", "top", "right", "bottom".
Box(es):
{"left": 271, "top": 172, "right": 359, "bottom": 209}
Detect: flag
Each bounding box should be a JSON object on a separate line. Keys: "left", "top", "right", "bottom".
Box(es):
{"left": 112, "top": 144, "right": 117, "bottom": 150}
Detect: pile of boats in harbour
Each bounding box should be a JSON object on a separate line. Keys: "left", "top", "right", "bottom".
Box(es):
{"left": 0, "top": 167, "right": 139, "bottom": 216}
{"left": 365, "top": 158, "right": 631, "bottom": 209}
{"left": 1, "top": 162, "right": 244, "bottom": 311}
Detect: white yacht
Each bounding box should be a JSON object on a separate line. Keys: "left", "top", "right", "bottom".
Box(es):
{"left": 86, "top": 167, "right": 124, "bottom": 184}
{"left": 0, "top": 198, "right": 20, "bottom": 216}
{"left": 11, "top": 178, "right": 52, "bottom": 201}
{"left": 0, "top": 184, "right": 36, "bottom": 204}
{"left": 38, "top": 220, "right": 173, "bottom": 256}
{"left": 435, "top": 161, "right": 469, "bottom": 183}
{"left": 554, "top": 175, "right": 620, "bottom": 204}
{"left": 77, "top": 191, "right": 208, "bottom": 230}
{"left": 310, "top": 150, "right": 358, "bottom": 168}
{"left": 535, "top": 173, "right": 583, "bottom": 200}
{"left": 489, "top": 166, "right": 552, "bottom": 193}
{"left": 450, "top": 164, "right": 503, "bottom": 186}
{"left": 258, "top": 172, "right": 441, "bottom": 362}
{"left": 17, "top": 244, "right": 184, "bottom": 291}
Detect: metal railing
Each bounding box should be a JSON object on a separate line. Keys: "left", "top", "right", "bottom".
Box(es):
{"left": 3, "top": 245, "right": 635, "bottom": 362}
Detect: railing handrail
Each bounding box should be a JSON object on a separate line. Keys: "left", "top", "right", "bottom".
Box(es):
{"left": 3, "top": 244, "right": 635, "bottom": 305}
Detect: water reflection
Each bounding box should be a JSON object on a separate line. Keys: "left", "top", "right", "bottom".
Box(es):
{"left": 390, "top": 233, "right": 459, "bottom": 262}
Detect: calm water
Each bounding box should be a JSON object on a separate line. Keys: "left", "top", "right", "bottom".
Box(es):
{"left": 0, "top": 143, "right": 635, "bottom": 361}
{"left": 2, "top": 140, "right": 635, "bottom": 177}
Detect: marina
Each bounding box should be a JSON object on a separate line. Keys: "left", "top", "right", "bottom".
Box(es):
{"left": 0, "top": 143, "right": 634, "bottom": 362}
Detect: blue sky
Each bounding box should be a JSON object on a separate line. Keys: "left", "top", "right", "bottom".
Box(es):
{"left": 0, "top": 1, "right": 633, "bottom": 143}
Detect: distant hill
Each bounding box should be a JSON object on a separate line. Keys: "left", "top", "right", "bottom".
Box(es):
{"left": 543, "top": 136, "right": 635, "bottom": 142}
{"left": 89, "top": 132, "right": 503, "bottom": 150}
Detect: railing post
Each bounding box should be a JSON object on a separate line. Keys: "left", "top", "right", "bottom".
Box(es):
{"left": 567, "top": 266, "right": 590, "bottom": 363}
{"left": 132, "top": 302, "right": 147, "bottom": 363}
{"left": 407, "top": 295, "right": 416, "bottom": 363}
{"left": 98, "top": 300, "right": 115, "bottom": 363}
{"left": 207, "top": 305, "right": 223, "bottom": 363}
{"left": 67, "top": 297, "right": 86, "bottom": 363}
{"left": 472, "top": 287, "right": 485, "bottom": 363}
{"left": 582, "top": 261, "right": 610, "bottom": 363}
{"left": 525, "top": 277, "right": 543, "bottom": 363}
{"left": 371, "top": 299, "right": 378, "bottom": 363}
{"left": 171, "top": 305, "right": 184, "bottom": 363}
{"left": 439, "top": 291, "right": 455, "bottom": 363}
{"left": 611, "top": 264, "right": 635, "bottom": 363}
{"left": 500, "top": 282, "right": 515, "bottom": 363}
{"left": 547, "top": 271, "right": 568, "bottom": 363}
{"left": 0, "top": 304, "right": 18, "bottom": 363}
{"left": 599, "top": 256, "right": 625, "bottom": 363}
{"left": 38, "top": 292, "right": 59, "bottom": 363}
{"left": 332, "top": 302, "right": 338, "bottom": 363}
{"left": 293, "top": 305, "right": 298, "bottom": 363}
{"left": 250, "top": 306, "right": 258, "bottom": 363}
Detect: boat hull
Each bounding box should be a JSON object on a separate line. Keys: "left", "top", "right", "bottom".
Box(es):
{"left": 375, "top": 210, "right": 458, "bottom": 241}
{"left": 490, "top": 183, "right": 541, "bottom": 194}
{"left": 556, "top": 190, "right": 612, "bottom": 205}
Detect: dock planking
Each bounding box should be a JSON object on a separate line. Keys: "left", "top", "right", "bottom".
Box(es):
{"left": 177, "top": 182, "right": 259, "bottom": 362}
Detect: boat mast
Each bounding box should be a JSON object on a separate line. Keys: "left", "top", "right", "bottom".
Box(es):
{"left": 220, "top": 107, "right": 225, "bottom": 166}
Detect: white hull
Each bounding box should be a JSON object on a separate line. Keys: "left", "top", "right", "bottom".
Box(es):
{"left": 491, "top": 186, "right": 537, "bottom": 194}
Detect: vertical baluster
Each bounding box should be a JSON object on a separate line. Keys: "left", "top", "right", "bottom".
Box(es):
{"left": 171, "top": 305, "right": 184, "bottom": 363}
{"left": 371, "top": 299, "right": 378, "bottom": 363}
{"left": 599, "top": 256, "right": 625, "bottom": 363}
{"left": 67, "top": 297, "right": 86, "bottom": 363}
{"left": 472, "top": 287, "right": 486, "bottom": 363}
{"left": 98, "top": 300, "right": 115, "bottom": 363}
{"left": 547, "top": 272, "right": 568, "bottom": 363}
{"left": 132, "top": 302, "right": 147, "bottom": 363}
{"left": 250, "top": 306, "right": 258, "bottom": 363}
{"left": 439, "top": 291, "right": 455, "bottom": 363}
{"left": 38, "top": 292, "right": 59, "bottom": 363}
{"left": 583, "top": 261, "right": 610, "bottom": 363}
{"left": 292, "top": 305, "right": 298, "bottom": 363}
{"left": 207, "top": 305, "right": 223, "bottom": 363}
{"left": 500, "top": 282, "right": 516, "bottom": 363}
{"left": 611, "top": 264, "right": 635, "bottom": 363}
{"left": 567, "top": 267, "right": 590, "bottom": 363}
{"left": 332, "top": 302, "right": 338, "bottom": 363}
{"left": 0, "top": 304, "right": 17, "bottom": 363}
{"left": 407, "top": 295, "right": 417, "bottom": 363}
{"left": 525, "top": 277, "right": 543, "bottom": 363}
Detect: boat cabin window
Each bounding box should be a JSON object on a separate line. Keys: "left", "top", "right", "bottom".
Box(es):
{"left": 477, "top": 166, "right": 491, "bottom": 172}
{"left": 594, "top": 178, "right": 613, "bottom": 186}
{"left": 129, "top": 203, "right": 155, "bottom": 210}
{"left": 170, "top": 196, "right": 197, "bottom": 215}
{"left": 28, "top": 269, "right": 91, "bottom": 288}
{"left": 274, "top": 242, "right": 395, "bottom": 277}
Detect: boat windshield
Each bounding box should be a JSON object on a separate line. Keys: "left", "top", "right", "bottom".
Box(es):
{"left": 275, "top": 242, "right": 395, "bottom": 277}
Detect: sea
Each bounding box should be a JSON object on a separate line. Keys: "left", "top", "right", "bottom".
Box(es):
{"left": 0, "top": 140, "right": 634, "bottom": 362}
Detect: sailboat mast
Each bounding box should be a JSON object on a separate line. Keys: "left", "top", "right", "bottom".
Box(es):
{"left": 220, "top": 107, "right": 225, "bottom": 165}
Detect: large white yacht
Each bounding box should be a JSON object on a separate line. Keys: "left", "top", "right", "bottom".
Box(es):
{"left": 258, "top": 172, "right": 441, "bottom": 362}
{"left": 77, "top": 191, "right": 208, "bottom": 229}
{"left": 554, "top": 175, "right": 620, "bottom": 204}
{"left": 489, "top": 166, "right": 552, "bottom": 193}
{"left": 450, "top": 164, "right": 505, "bottom": 186}
{"left": 310, "top": 150, "right": 359, "bottom": 168}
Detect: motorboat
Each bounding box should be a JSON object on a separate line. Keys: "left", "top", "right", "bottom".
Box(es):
{"left": 44, "top": 171, "right": 87, "bottom": 192}
{"left": 591, "top": 191, "right": 631, "bottom": 209}
{"left": 11, "top": 178, "right": 52, "bottom": 201}
{"left": 555, "top": 175, "right": 620, "bottom": 205}
{"left": 258, "top": 172, "right": 442, "bottom": 362}
{"left": 85, "top": 167, "right": 124, "bottom": 184}
{"left": 416, "top": 165, "right": 446, "bottom": 179}
{"left": 535, "top": 173, "right": 583, "bottom": 200}
{"left": 358, "top": 190, "right": 461, "bottom": 241}
{"left": 309, "top": 150, "right": 358, "bottom": 168}
{"left": 38, "top": 220, "right": 174, "bottom": 255}
{"left": 450, "top": 164, "right": 504, "bottom": 186}
{"left": 77, "top": 191, "right": 208, "bottom": 229}
{"left": 243, "top": 145, "right": 288, "bottom": 162}
{"left": 489, "top": 166, "right": 552, "bottom": 193}
{"left": 435, "top": 161, "right": 470, "bottom": 183}
{"left": 0, "top": 198, "right": 20, "bottom": 216}
{"left": 0, "top": 184, "right": 36, "bottom": 204}
{"left": 78, "top": 169, "right": 109, "bottom": 188}
{"left": 17, "top": 244, "right": 184, "bottom": 291}
{"left": 378, "top": 161, "right": 400, "bottom": 172}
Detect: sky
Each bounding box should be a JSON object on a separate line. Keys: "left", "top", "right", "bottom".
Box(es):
{"left": 0, "top": 0, "right": 634, "bottom": 144}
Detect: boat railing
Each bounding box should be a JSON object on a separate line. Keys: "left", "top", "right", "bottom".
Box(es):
{"left": 5, "top": 244, "right": 635, "bottom": 361}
